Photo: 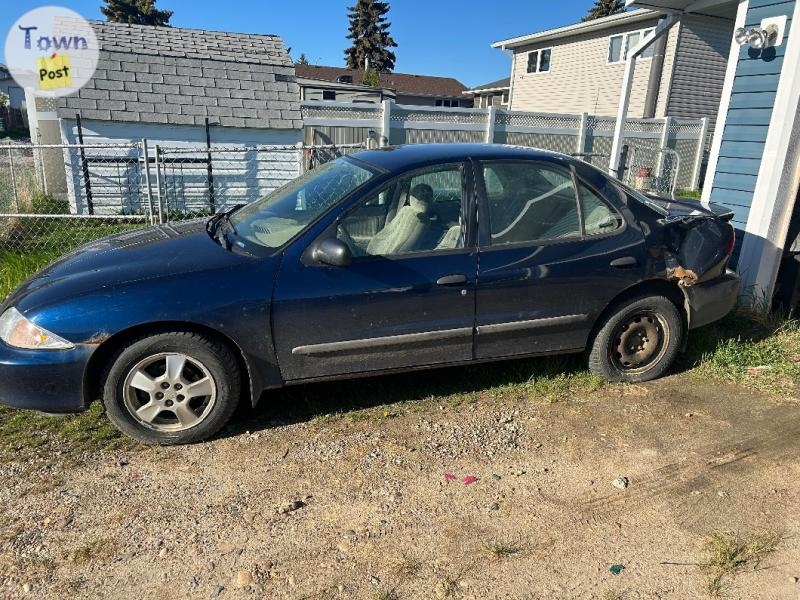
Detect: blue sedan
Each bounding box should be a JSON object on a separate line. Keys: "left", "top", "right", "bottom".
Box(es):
{"left": 0, "top": 144, "right": 739, "bottom": 444}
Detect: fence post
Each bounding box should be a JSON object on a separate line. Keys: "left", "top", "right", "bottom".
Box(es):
{"left": 154, "top": 144, "right": 164, "bottom": 224}
{"left": 380, "top": 99, "right": 392, "bottom": 147}
{"left": 691, "top": 117, "right": 709, "bottom": 191}
{"left": 205, "top": 117, "right": 216, "bottom": 212}
{"left": 141, "top": 138, "right": 157, "bottom": 225}
{"left": 656, "top": 116, "right": 672, "bottom": 178}
{"left": 577, "top": 112, "right": 588, "bottom": 155}
{"left": 486, "top": 106, "right": 497, "bottom": 144}
{"left": 6, "top": 145, "right": 19, "bottom": 212}
{"left": 76, "top": 114, "right": 94, "bottom": 215}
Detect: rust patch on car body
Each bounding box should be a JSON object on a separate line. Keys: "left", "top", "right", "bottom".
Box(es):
{"left": 668, "top": 266, "right": 699, "bottom": 288}
{"left": 84, "top": 332, "right": 111, "bottom": 345}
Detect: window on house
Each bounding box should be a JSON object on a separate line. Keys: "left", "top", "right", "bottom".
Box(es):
{"left": 609, "top": 29, "right": 656, "bottom": 63}
{"left": 337, "top": 75, "right": 353, "bottom": 84}
{"left": 526, "top": 48, "right": 552, "bottom": 74}
{"left": 502, "top": 92, "right": 509, "bottom": 105}
{"left": 322, "top": 90, "right": 336, "bottom": 101}
{"left": 451, "top": 100, "right": 460, "bottom": 108}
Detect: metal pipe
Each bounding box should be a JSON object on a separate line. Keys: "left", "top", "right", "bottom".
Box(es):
{"left": 7, "top": 145, "right": 19, "bottom": 212}
{"left": 644, "top": 17, "right": 669, "bottom": 119}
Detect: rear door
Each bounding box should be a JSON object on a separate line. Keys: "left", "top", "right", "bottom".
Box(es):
{"left": 474, "top": 159, "right": 648, "bottom": 360}
{"left": 271, "top": 161, "right": 479, "bottom": 382}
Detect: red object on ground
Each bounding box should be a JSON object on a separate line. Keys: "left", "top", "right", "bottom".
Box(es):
{"left": 463, "top": 475, "right": 478, "bottom": 486}
{"left": 444, "top": 473, "right": 457, "bottom": 481}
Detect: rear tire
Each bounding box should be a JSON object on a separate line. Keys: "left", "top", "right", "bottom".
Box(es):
{"left": 588, "top": 294, "right": 684, "bottom": 383}
{"left": 102, "top": 332, "right": 241, "bottom": 445}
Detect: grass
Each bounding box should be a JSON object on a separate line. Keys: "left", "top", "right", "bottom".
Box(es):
{"left": 689, "top": 307, "right": 800, "bottom": 393}
{"left": 483, "top": 537, "right": 523, "bottom": 560}
{"left": 66, "top": 538, "right": 118, "bottom": 566}
{"left": 0, "top": 403, "right": 134, "bottom": 462}
{"left": 702, "top": 530, "right": 781, "bottom": 597}
{"left": 675, "top": 189, "right": 703, "bottom": 200}
{"left": 0, "top": 249, "right": 61, "bottom": 298}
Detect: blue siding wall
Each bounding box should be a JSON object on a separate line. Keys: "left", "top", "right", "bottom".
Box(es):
{"left": 709, "top": 0, "right": 795, "bottom": 240}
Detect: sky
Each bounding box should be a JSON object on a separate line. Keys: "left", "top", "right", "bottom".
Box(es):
{"left": 1, "top": 0, "right": 595, "bottom": 88}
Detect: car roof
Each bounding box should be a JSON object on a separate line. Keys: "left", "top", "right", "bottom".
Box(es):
{"left": 349, "top": 144, "right": 573, "bottom": 172}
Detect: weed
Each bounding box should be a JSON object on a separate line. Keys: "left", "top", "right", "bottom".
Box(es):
{"left": 702, "top": 530, "right": 781, "bottom": 596}
{"left": 66, "top": 538, "right": 117, "bottom": 565}
{"left": 374, "top": 588, "right": 399, "bottom": 600}
{"left": 483, "top": 537, "right": 522, "bottom": 560}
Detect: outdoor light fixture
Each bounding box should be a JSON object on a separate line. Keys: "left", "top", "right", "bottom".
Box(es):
{"left": 734, "top": 16, "right": 787, "bottom": 49}
{"left": 735, "top": 25, "right": 779, "bottom": 49}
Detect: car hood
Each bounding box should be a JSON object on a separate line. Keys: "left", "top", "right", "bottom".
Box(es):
{"left": 5, "top": 219, "right": 253, "bottom": 313}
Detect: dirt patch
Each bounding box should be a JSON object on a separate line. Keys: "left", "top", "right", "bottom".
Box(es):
{"left": 1, "top": 373, "right": 799, "bottom": 599}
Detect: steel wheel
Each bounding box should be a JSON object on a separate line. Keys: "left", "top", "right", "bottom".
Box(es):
{"left": 609, "top": 311, "right": 669, "bottom": 374}
{"left": 122, "top": 352, "right": 217, "bottom": 432}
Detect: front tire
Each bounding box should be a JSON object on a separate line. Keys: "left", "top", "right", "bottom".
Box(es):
{"left": 588, "top": 294, "right": 685, "bottom": 383}
{"left": 103, "top": 332, "right": 241, "bottom": 445}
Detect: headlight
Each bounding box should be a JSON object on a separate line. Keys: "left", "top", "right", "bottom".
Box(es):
{"left": 0, "top": 307, "right": 74, "bottom": 350}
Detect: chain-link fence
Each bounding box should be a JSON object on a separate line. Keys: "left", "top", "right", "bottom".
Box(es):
{"left": 0, "top": 140, "right": 366, "bottom": 254}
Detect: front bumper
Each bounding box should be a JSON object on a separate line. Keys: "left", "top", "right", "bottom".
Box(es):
{"left": 0, "top": 341, "right": 92, "bottom": 413}
{"left": 684, "top": 270, "right": 741, "bottom": 330}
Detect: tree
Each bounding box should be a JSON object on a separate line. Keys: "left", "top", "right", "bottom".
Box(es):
{"left": 344, "top": 0, "right": 397, "bottom": 73}
{"left": 100, "top": 0, "right": 173, "bottom": 26}
{"left": 297, "top": 53, "right": 310, "bottom": 65}
{"left": 362, "top": 67, "right": 381, "bottom": 87}
{"left": 583, "top": 0, "right": 625, "bottom": 21}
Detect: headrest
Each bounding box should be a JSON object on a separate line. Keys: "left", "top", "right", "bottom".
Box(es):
{"left": 408, "top": 184, "right": 434, "bottom": 212}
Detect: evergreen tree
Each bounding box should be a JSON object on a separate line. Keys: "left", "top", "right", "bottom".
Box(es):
{"left": 100, "top": 0, "right": 173, "bottom": 26}
{"left": 362, "top": 67, "right": 381, "bottom": 87}
{"left": 583, "top": 0, "right": 625, "bottom": 21}
{"left": 297, "top": 53, "right": 310, "bottom": 65}
{"left": 344, "top": 0, "right": 397, "bottom": 73}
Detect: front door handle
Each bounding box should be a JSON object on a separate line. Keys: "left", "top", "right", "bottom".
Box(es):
{"left": 610, "top": 256, "right": 638, "bottom": 269}
{"left": 436, "top": 273, "right": 468, "bottom": 286}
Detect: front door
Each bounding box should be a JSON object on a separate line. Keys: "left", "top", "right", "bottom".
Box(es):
{"left": 474, "top": 159, "right": 647, "bottom": 360}
{"left": 272, "top": 162, "right": 478, "bottom": 382}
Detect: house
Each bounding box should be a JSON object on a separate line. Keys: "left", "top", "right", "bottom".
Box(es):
{"left": 295, "top": 65, "right": 473, "bottom": 107}
{"left": 296, "top": 71, "right": 396, "bottom": 104}
{"left": 492, "top": 7, "right": 736, "bottom": 125}
{"left": 465, "top": 78, "right": 511, "bottom": 109}
{"left": 30, "top": 21, "right": 302, "bottom": 211}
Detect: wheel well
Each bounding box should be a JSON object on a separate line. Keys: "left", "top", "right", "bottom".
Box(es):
{"left": 587, "top": 278, "right": 687, "bottom": 350}
{"left": 83, "top": 322, "right": 253, "bottom": 408}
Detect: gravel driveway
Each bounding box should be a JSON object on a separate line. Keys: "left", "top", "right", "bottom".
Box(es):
{"left": 1, "top": 368, "right": 799, "bottom": 599}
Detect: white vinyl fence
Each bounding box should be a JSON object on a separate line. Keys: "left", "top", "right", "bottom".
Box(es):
{"left": 303, "top": 100, "right": 709, "bottom": 194}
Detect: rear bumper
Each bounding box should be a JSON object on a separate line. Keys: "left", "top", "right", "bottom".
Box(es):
{"left": 684, "top": 270, "right": 740, "bottom": 330}
{"left": 0, "top": 341, "right": 91, "bottom": 413}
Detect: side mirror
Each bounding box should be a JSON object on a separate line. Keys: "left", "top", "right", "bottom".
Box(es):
{"left": 312, "top": 237, "right": 352, "bottom": 267}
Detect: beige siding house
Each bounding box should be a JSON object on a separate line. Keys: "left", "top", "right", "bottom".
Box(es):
{"left": 493, "top": 7, "right": 735, "bottom": 124}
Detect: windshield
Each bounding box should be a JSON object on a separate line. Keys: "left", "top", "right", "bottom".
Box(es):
{"left": 229, "top": 158, "right": 376, "bottom": 249}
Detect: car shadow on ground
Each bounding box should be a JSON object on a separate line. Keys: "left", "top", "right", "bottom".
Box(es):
{"left": 218, "top": 310, "right": 781, "bottom": 440}
{"left": 220, "top": 353, "right": 590, "bottom": 439}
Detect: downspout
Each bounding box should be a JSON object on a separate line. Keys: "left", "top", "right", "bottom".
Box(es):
{"left": 643, "top": 17, "right": 669, "bottom": 118}
{"left": 609, "top": 14, "right": 679, "bottom": 179}
{"left": 504, "top": 46, "right": 517, "bottom": 110}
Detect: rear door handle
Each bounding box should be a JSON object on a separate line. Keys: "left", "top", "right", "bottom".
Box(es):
{"left": 436, "top": 273, "right": 468, "bottom": 286}
{"left": 610, "top": 256, "right": 638, "bottom": 269}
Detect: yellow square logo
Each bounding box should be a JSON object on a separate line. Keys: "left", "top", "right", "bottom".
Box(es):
{"left": 37, "top": 53, "right": 73, "bottom": 90}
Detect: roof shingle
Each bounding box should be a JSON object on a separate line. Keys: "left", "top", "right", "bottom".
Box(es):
{"left": 57, "top": 21, "right": 300, "bottom": 130}
{"left": 295, "top": 65, "right": 469, "bottom": 98}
